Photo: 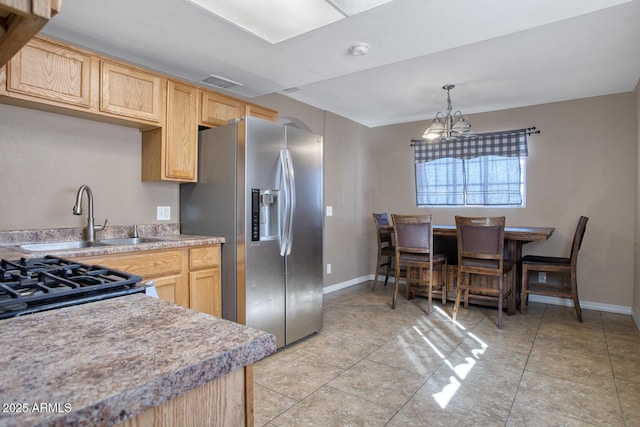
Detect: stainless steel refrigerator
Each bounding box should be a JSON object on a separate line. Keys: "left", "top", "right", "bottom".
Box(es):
{"left": 180, "top": 116, "right": 323, "bottom": 348}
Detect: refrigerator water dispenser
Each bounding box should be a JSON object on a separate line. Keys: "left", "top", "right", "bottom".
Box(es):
{"left": 251, "top": 189, "right": 279, "bottom": 241}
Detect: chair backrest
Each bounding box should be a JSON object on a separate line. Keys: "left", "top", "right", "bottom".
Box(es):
{"left": 372, "top": 213, "right": 392, "bottom": 246}
{"left": 570, "top": 216, "right": 589, "bottom": 268}
{"left": 392, "top": 214, "right": 433, "bottom": 255}
{"left": 455, "top": 216, "right": 506, "bottom": 273}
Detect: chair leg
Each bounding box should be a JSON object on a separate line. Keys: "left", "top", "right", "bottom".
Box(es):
{"left": 406, "top": 267, "right": 412, "bottom": 300}
{"left": 427, "top": 267, "right": 433, "bottom": 315}
{"left": 383, "top": 256, "right": 392, "bottom": 287}
{"left": 498, "top": 275, "right": 504, "bottom": 329}
{"left": 463, "top": 273, "right": 470, "bottom": 309}
{"left": 373, "top": 252, "right": 381, "bottom": 290}
{"left": 441, "top": 261, "right": 447, "bottom": 305}
{"left": 521, "top": 265, "right": 528, "bottom": 314}
{"left": 572, "top": 272, "right": 583, "bottom": 322}
{"left": 391, "top": 261, "right": 401, "bottom": 309}
{"left": 453, "top": 270, "right": 463, "bottom": 321}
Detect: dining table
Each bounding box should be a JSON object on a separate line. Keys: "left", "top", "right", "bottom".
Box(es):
{"left": 380, "top": 223, "right": 555, "bottom": 315}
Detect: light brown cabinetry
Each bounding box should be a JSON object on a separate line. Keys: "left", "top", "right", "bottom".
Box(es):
{"left": 0, "top": 0, "right": 61, "bottom": 67}
{"left": 100, "top": 60, "right": 163, "bottom": 123}
{"left": 0, "top": 36, "right": 278, "bottom": 183}
{"left": 200, "top": 90, "right": 241, "bottom": 127}
{"left": 189, "top": 246, "right": 222, "bottom": 317}
{"left": 142, "top": 80, "right": 198, "bottom": 182}
{"left": 246, "top": 102, "right": 278, "bottom": 122}
{"left": 75, "top": 244, "right": 221, "bottom": 314}
{"left": 6, "top": 36, "right": 93, "bottom": 108}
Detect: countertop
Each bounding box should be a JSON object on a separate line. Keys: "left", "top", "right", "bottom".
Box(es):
{"left": 0, "top": 231, "right": 225, "bottom": 261}
{"left": 0, "top": 293, "right": 277, "bottom": 427}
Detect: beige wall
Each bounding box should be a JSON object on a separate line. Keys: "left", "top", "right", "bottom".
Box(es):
{"left": 255, "top": 94, "right": 375, "bottom": 285}
{"left": 635, "top": 80, "right": 640, "bottom": 322}
{"left": 0, "top": 104, "right": 180, "bottom": 230}
{"left": 371, "top": 93, "right": 637, "bottom": 309}
{"left": 2, "top": 90, "right": 638, "bottom": 312}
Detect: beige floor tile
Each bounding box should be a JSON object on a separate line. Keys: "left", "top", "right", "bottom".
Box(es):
{"left": 253, "top": 383, "right": 297, "bottom": 427}
{"left": 271, "top": 385, "right": 396, "bottom": 426}
{"left": 525, "top": 347, "right": 615, "bottom": 389}
{"left": 514, "top": 371, "right": 625, "bottom": 426}
{"left": 448, "top": 335, "right": 529, "bottom": 375}
{"left": 254, "top": 351, "right": 343, "bottom": 401}
{"left": 387, "top": 391, "right": 504, "bottom": 427}
{"left": 294, "top": 330, "right": 379, "bottom": 369}
{"left": 533, "top": 329, "right": 608, "bottom": 358}
{"left": 328, "top": 358, "right": 428, "bottom": 410}
{"left": 252, "top": 281, "right": 640, "bottom": 426}
{"left": 616, "top": 377, "right": 640, "bottom": 418}
{"left": 507, "top": 403, "right": 601, "bottom": 426}
{"left": 414, "top": 360, "right": 523, "bottom": 420}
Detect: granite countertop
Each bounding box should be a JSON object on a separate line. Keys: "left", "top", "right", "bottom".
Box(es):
{"left": 0, "top": 225, "right": 225, "bottom": 260}
{"left": 0, "top": 294, "right": 277, "bottom": 427}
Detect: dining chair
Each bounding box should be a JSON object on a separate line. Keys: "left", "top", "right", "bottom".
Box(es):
{"left": 452, "top": 216, "right": 513, "bottom": 329}
{"left": 372, "top": 213, "right": 395, "bottom": 288}
{"left": 520, "top": 216, "right": 588, "bottom": 322}
{"left": 391, "top": 214, "right": 446, "bottom": 312}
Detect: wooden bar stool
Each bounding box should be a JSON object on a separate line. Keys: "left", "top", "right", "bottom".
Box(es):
{"left": 372, "top": 213, "right": 395, "bottom": 288}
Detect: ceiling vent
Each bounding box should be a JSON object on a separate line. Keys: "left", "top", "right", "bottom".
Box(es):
{"left": 282, "top": 87, "right": 301, "bottom": 94}
{"left": 200, "top": 74, "right": 243, "bottom": 89}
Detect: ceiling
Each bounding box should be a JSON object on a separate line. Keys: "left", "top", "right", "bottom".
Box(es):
{"left": 41, "top": 0, "right": 640, "bottom": 128}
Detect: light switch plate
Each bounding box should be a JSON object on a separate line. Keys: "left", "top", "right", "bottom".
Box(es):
{"left": 157, "top": 206, "right": 171, "bottom": 221}
{"left": 326, "top": 206, "right": 333, "bottom": 216}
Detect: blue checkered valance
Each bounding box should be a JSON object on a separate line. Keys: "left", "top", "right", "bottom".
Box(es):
{"left": 413, "top": 128, "right": 528, "bottom": 163}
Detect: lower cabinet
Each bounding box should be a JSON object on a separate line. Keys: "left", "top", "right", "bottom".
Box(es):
{"left": 75, "top": 244, "right": 221, "bottom": 315}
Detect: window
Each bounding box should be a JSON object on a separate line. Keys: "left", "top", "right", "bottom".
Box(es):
{"left": 413, "top": 129, "right": 528, "bottom": 207}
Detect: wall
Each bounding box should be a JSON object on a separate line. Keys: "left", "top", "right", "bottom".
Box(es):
{"left": 371, "top": 93, "right": 637, "bottom": 310}
{"left": 635, "top": 80, "right": 640, "bottom": 324}
{"left": 0, "top": 104, "right": 179, "bottom": 230}
{"left": 254, "top": 94, "right": 375, "bottom": 286}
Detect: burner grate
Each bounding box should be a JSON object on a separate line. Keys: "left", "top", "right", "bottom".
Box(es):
{"left": 0, "top": 256, "right": 143, "bottom": 319}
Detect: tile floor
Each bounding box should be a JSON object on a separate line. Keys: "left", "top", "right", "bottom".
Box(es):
{"left": 253, "top": 281, "right": 640, "bottom": 426}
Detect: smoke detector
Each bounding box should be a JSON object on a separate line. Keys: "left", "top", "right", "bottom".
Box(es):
{"left": 349, "top": 42, "right": 369, "bottom": 56}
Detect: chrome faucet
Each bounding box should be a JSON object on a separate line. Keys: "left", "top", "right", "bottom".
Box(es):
{"left": 72, "top": 185, "right": 107, "bottom": 242}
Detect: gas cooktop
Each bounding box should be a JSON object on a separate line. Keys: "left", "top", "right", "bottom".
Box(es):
{"left": 0, "top": 256, "right": 144, "bottom": 319}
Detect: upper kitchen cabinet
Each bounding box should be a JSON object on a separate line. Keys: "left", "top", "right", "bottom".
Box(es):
{"left": 100, "top": 61, "right": 163, "bottom": 124}
{"left": 246, "top": 103, "right": 278, "bottom": 122}
{"left": 200, "top": 89, "right": 242, "bottom": 127}
{"left": 5, "top": 36, "right": 94, "bottom": 109}
{"left": 141, "top": 80, "right": 198, "bottom": 182}
{"left": 0, "top": 0, "right": 61, "bottom": 68}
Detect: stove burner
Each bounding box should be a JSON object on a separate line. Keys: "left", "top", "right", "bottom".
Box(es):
{"left": 0, "top": 256, "right": 143, "bottom": 319}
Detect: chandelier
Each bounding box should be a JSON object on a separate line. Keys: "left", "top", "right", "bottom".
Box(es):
{"left": 422, "top": 84, "right": 472, "bottom": 142}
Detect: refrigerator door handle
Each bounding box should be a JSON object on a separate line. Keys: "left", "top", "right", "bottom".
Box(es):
{"left": 278, "top": 149, "right": 291, "bottom": 256}
{"left": 285, "top": 148, "right": 296, "bottom": 256}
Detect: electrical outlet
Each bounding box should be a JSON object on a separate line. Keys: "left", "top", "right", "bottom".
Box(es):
{"left": 326, "top": 263, "right": 332, "bottom": 274}
{"left": 538, "top": 272, "right": 547, "bottom": 283}
{"left": 157, "top": 206, "right": 171, "bottom": 221}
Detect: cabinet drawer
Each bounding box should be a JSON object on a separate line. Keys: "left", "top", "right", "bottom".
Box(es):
{"left": 88, "top": 250, "right": 183, "bottom": 278}
{"left": 8, "top": 37, "right": 92, "bottom": 107}
{"left": 100, "top": 61, "right": 162, "bottom": 122}
{"left": 190, "top": 246, "right": 220, "bottom": 270}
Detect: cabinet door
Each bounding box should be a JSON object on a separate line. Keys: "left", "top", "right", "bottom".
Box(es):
{"left": 8, "top": 37, "right": 91, "bottom": 107}
{"left": 190, "top": 268, "right": 221, "bottom": 317}
{"left": 200, "top": 90, "right": 241, "bottom": 127}
{"left": 165, "top": 80, "right": 197, "bottom": 181}
{"left": 153, "top": 275, "right": 181, "bottom": 304}
{"left": 100, "top": 61, "right": 162, "bottom": 123}
{"left": 245, "top": 103, "right": 278, "bottom": 122}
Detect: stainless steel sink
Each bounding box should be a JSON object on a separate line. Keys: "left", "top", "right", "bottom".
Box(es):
{"left": 19, "top": 241, "right": 108, "bottom": 251}
{"left": 98, "top": 237, "right": 166, "bottom": 245}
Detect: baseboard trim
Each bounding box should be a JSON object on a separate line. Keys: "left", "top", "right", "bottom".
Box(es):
{"left": 323, "top": 276, "right": 372, "bottom": 294}
{"left": 324, "top": 275, "right": 635, "bottom": 318}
